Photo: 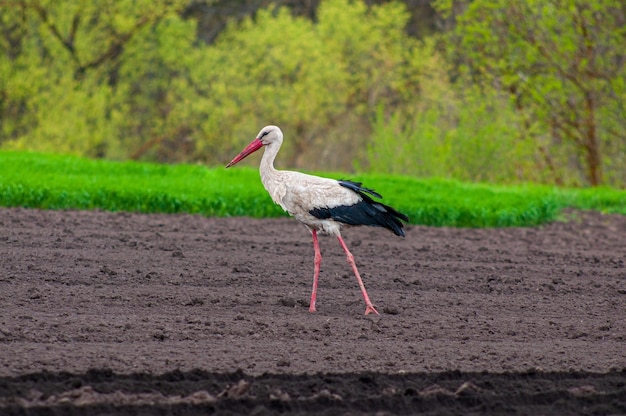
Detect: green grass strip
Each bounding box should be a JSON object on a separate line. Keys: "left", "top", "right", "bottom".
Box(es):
{"left": 1, "top": 151, "right": 624, "bottom": 227}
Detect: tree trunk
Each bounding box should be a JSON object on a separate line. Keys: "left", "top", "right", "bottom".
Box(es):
{"left": 583, "top": 92, "right": 602, "bottom": 186}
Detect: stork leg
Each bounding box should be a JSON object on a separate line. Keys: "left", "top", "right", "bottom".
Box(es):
{"left": 309, "top": 229, "right": 322, "bottom": 313}
{"left": 337, "top": 235, "right": 380, "bottom": 316}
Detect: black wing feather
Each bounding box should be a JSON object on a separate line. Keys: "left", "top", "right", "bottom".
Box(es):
{"left": 309, "top": 180, "right": 409, "bottom": 237}
{"left": 337, "top": 180, "right": 383, "bottom": 199}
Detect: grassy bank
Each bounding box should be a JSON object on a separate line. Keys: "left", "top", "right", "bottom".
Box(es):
{"left": 1, "top": 151, "right": 624, "bottom": 227}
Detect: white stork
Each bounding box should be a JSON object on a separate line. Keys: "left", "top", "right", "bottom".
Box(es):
{"left": 226, "top": 125, "right": 408, "bottom": 315}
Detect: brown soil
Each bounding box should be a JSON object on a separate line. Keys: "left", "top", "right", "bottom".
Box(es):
{"left": 0, "top": 207, "right": 625, "bottom": 415}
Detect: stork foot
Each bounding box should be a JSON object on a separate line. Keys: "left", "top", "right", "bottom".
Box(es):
{"left": 364, "top": 304, "right": 380, "bottom": 316}
{"left": 308, "top": 304, "right": 316, "bottom": 313}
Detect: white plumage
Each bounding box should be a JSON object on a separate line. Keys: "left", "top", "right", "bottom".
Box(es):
{"left": 227, "top": 125, "right": 408, "bottom": 315}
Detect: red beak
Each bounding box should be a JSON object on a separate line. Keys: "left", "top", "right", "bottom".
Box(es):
{"left": 226, "top": 138, "right": 264, "bottom": 168}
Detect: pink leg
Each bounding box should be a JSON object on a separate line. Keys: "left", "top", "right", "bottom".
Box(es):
{"left": 309, "top": 229, "right": 322, "bottom": 313}
{"left": 337, "top": 235, "right": 380, "bottom": 315}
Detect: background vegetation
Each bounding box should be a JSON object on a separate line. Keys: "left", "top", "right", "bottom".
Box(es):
{"left": 1, "top": 0, "right": 625, "bottom": 187}
{"left": 2, "top": 152, "right": 625, "bottom": 227}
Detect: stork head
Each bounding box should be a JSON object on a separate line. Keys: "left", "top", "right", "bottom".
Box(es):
{"left": 226, "top": 125, "right": 283, "bottom": 167}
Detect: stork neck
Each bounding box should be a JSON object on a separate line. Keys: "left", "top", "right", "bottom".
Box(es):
{"left": 260, "top": 141, "right": 280, "bottom": 179}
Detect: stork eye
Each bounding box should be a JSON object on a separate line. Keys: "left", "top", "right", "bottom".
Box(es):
{"left": 260, "top": 130, "right": 270, "bottom": 138}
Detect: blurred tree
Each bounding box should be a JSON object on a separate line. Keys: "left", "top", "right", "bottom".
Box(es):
{"left": 2, "top": 0, "right": 625, "bottom": 187}
{"left": 177, "top": 0, "right": 429, "bottom": 171}
{"left": 0, "top": 0, "right": 190, "bottom": 158}
{"left": 183, "top": 0, "right": 442, "bottom": 43}
{"left": 443, "top": 0, "right": 626, "bottom": 186}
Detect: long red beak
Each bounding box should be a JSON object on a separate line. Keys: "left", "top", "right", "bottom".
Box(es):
{"left": 226, "top": 138, "right": 263, "bottom": 168}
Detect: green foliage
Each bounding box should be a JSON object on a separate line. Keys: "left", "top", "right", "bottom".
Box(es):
{"left": 347, "top": 174, "right": 562, "bottom": 227}
{"left": 183, "top": 0, "right": 425, "bottom": 169}
{"left": 554, "top": 187, "right": 626, "bottom": 215}
{"left": 2, "top": 152, "right": 624, "bottom": 227}
{"left": 366, "top": 83, "right": 542, "bottom": 183}
{"left": 1, "top": 0, "right": 625, "bottom": 187}
{"left": 446, "top": 0, "right": 626, "bottom": 186}
{"left": 0, "top": 0, "right": 190, "bottom": 159}
{"left": 0, "top": 150, "right": 284, "bottom": 217}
